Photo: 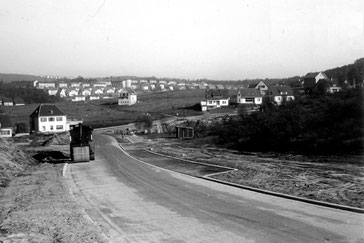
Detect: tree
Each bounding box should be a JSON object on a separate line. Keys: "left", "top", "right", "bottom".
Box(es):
{"left": 15, "top": 123, "right": 28, "bottom": 133}
{"left": 134, "top": 114, "right": 153, "bottom": 131}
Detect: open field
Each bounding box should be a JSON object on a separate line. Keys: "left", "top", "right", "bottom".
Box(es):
{"left": 2, "top": 89, "right": 237, "bottom": 128}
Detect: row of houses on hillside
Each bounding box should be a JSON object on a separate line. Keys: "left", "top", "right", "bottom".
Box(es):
{"left": 0, "top": 97, "right": 25, "bottom": 106}
{"left": 200, "top": 84, "right": 295, "bottom": 111}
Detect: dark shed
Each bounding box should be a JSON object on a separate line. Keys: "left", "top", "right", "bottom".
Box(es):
{"left": 176, "top": 126, "right": 194, "bottom": 139}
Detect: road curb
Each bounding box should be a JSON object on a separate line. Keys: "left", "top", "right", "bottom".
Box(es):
{"left": 201, "top": 176, "right": 364, "bottom": 214}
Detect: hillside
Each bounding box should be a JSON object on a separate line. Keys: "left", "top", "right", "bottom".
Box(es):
{"left": 322, "top": 58, "right": 363, "bottom": 85}
{"left": 0, "top": 73, "right": 42, "bottom": 83}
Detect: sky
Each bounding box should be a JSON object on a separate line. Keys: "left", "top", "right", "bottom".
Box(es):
{"left": 0, "top": 0, "right": 363, "bottom": 80}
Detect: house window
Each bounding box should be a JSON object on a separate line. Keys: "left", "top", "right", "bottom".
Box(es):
{"left": 56, "top": 117, "right": 63, "bottom": 121}
{"left": 0, "top": 130, "right": 10, "bottom": 136}
{"left": 245, "top": 98, "right": 254, "bottom": 103}
{"left": 49, "top": 117, "right": 55, "bottom": 122}
{"left": 56, "top": 125, "right": 63, "bottom": 130}
{"left": 42, "top": 126, "right": 46, "bottom": 131}
{"left": 40, "top": 118, "right": 47, "bottom": 122}
{"left": 50, "top": 125, "right": 54, "bottom": 130}
{"left": 221, "top": 101, "right": 226, "bottom": 104}
{"left": 208, "top": 100, "right": 213, "bottom": 104}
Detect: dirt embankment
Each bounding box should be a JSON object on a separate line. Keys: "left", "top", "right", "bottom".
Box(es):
{"left": 0, "top": 136, "right": 106, "bottom": 243}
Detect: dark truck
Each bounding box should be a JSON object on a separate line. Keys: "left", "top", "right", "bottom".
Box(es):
{"left": 69, "top": 123, "right": 95, "bottom": 162}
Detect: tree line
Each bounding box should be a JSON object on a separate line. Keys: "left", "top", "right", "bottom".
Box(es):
{"left": 0, "top": 81, "right": 61, "bottom": 104}
{"left": 203, "top": 89, "right": 363, "bottom": 154}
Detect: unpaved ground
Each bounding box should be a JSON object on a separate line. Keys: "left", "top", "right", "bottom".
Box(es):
{"left": 121, "top": 134, "right": 364, "bottom": 208}
{"left": 0, "top": 136, "right": 106, "bottom": 243}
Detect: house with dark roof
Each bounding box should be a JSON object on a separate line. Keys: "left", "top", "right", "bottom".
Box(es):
{"left": 265, "top": 85, "right": 295, "bottom": 105}
{"left": 302, "top": 72, "right": 329, "bottom": 89}
{"left": 118, "top": 89, "right": 137, "bottom": 106}
{"left": 29, "top": 104, "right": 67, "bottom": 134}
{"left": 248, "top": 81, "right": 269, "bottom": 95}
{"left": 236, "top": 89, "right": 263, "bottom": 105}
{"left": 2, "top": 97, "right": 14, "bottom": 106}
{"left": 13, "top": 98, "right": 25, "bottom": 106}
{"left": 200, "top": 89, "right": 230, "bottom": 111}
{"left": 0, "top": 115, "right": 13, "bottom": 137}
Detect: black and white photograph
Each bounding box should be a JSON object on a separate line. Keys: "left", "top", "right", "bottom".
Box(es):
{"left": 0, "top": 0, "right": 363, "bottom": 242}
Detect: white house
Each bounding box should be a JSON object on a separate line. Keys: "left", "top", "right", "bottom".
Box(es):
{"left": 37, "top": 82, "right": 56, "bottom": 89}
{"left": 141, "top": 84, "right": 149, "bottom": 91}
{"left": 118, "top": 90, "right": 137, "bottom": 106}
{"left": 266, "top": 85, "right": 295, "bottom": 105}
{"left": 89, "top": 95, "right": 100, "bottom": 100}
{"left": 200, "top": 89, "right": 230, "bottom": 111}
{"left": 57, "top": 88, "right": 67, "bottom": 98}
{"left": 70, "top": 82, "right": 81, "bottom": 88}
{"left": 58, "top": 82, "right": 68, "bottom": 88}
{"left": 29, "top": 104, "right": 67, "bottom": 134}
{"left": 104, "top": 87, "right": 115, "bottom": 94}
{"left": 80, "top": 88, "right": 92, "bottom": 96}
{"left": 248, "top": 81, "right": 269, "bottom": 95}
{"left": 236, "top": 89, "right": 263, "bottom": 105}
{"left": 93, "top": 87, "right": 104, "bottom": 95}
{"left": 0, "top": 115, "right": 13, "bottom": 138}
{"left": 48, "top": 88, "right": 58, "bottom": 96}
{"left": 68, "top": 88, "right": 79, "bottom": 97}
{"left": 72, "top": 96, "right": 86, "bottom": 102}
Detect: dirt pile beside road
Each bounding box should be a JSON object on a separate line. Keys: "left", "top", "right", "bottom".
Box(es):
{"left": 0, "top": 136, "right": 106, "bottom": 242}
{"left": 0, "top": 138, "right": 35, "bottom": 188}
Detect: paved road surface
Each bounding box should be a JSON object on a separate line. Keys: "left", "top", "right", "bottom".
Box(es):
{"left": 66, "top": 132, "right": 363, "bottom": 242}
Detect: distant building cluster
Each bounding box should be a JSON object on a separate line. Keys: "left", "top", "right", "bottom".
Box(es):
{"left": 201, "top": 81, "right": 295, "bottom": 112}
{"left": 0, "top": 97, "right": 25, "bottom": 106}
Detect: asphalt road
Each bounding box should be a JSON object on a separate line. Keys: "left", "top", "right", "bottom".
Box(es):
{"left": 67, "top": 132, "right": 364, "bottom": 242}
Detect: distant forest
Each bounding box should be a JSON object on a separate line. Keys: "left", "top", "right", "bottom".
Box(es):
{"left": 0, "top": 81, "right": 61, "bottom": 104}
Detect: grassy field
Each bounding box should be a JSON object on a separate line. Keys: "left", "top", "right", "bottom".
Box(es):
{"left": 3, "top": 89, "right": 235, "bottom": 128}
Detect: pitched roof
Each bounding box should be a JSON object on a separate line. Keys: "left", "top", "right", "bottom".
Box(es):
{"left": 267, "top": 85, "right": 294, "bottom": 96}
{"left": 238, "top": 88, "right": 262, "bottom": 97}
{"left": 30, "top": 104, "right": 66, "bottom": 117}
{"left": 0, "top": 115, "right": 13, "bottom": 128}
{"left": 303, "top": 72, "right": 319, "bottom": 78}
{"left": 205, "top": 89, "right": 229, "bottom": 99}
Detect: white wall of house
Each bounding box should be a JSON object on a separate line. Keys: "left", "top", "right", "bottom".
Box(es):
{"left": 238, "top": 97, "right": 262, "bottom": 104}
{"left": 89, "top": 96, "right": 100, "bottom": 100}
{"left": 59, "top": 83, "right": 68, "bottom": 88}
{"left": 315, "top": 72, "right": 327, "bottom": 82}
{"left": 94, "top": 89, "right": 104, "bottom": 94}
{"left": 273, "top": 95, "right": 295, "bottom": 105}
{"left": 82, "top": 90, "right": 92, "bottom": 96}
{"left": 72, "top": 96, "right": 86, "bottom": 102}
{"left": 0, "top": 128, "right": 12, "bottom": 137}
{"left": 118, "top": 93, "right": 137, "bottom": 105}
{"left": 200, "top": 99, "right": 229, "bottom": 111}
{"left": 48, "top": 89, "right": 58, "bottom": 96}
{"left": 68, "top": 90, "right": 78, "bottom": 97}
{"left": 35, "top": 115, "right": 67, "bottom": 133}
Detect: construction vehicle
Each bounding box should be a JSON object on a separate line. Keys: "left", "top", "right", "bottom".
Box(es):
{"left": 69, "top": 123, "right": 95, "bottom": 162}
